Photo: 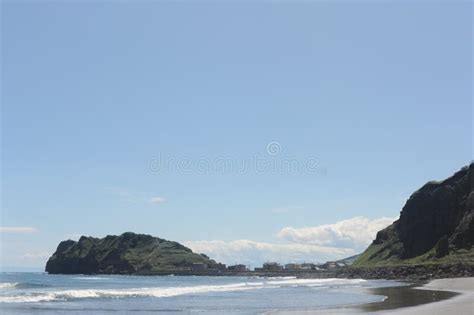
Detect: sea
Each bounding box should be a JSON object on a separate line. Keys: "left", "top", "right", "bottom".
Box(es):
{"left": 0, "top": 273, "right": 404, "bottom": 314}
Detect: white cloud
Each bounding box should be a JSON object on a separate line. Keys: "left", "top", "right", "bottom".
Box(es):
{"left": 183, "top": 239, "right": 354, "bottom": 267}
{"left": 0, "top": 227, "right": 38, "bottom": 234}
{"left": 150, "top": 197, "right": 166, "bottom": 204}
{"left": 277, "top": 216, "right": 396, "bottom": 250}
{"left": 184, "top": 216, "right": 396, "bottom": 267}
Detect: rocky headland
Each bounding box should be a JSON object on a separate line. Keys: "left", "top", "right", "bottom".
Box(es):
{"left": 354, "top": 163, "right": 473, "bottom": 268}
{"left": 46, "top": 232, "right": 222, "bottom": 274}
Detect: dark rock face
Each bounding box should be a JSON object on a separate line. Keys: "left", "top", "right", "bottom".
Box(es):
{"left": 355, "top": 163, "right": 474, "bottom": 266}
{"left": 434, "top": 236, "right": 449, "bottom": 258}
{"left": 397, "top": 164, "right": 473, "bottom": 258}
{"left": 46, "top": 232, "right": 218, "bottom": 274}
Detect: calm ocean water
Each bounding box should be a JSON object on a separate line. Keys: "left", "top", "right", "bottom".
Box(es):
{"left": 0, "top": 273, "right": 402, "bottom": 314}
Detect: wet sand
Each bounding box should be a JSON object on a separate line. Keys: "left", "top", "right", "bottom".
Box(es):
{"left": 268, "top": 277, "right": 473, "bottom": 314}
{"left": 380, "top": 277, "right": 474, "bottom": 315}
{"left": 357, "top": 282, "right": 458, "bottom": 313}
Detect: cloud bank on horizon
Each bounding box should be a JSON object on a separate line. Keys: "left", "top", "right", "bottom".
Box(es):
{"left": 278, "top": 216, "right": 395, "bottom": 248}
{"left": 184, "top": 216, "right": 396, "bottom": 266}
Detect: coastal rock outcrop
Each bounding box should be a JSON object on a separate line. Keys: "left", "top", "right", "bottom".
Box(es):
{"left": 355, "top": 163, "right": 474, "bottom": 266}
{"left": 46, "top": 232, "right": 219, "bottom": 274}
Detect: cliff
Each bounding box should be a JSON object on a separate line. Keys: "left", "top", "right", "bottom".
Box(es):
{"left": 354, "top": 163, "right": 474, "bottom": 267}
{"left": 45, "top": 232, "right": 219, "bottom": 274}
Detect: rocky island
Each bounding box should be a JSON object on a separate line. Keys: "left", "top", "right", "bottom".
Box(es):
{"left": 46, "top": 232, "right": 223, "bottom": 274}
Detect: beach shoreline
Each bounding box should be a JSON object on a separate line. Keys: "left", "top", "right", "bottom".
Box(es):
{"left": 379, "top": 277, "right": 474, "bottom": 315}
{"left": 268, "top": 277, "right": 473, "bottom": 315}
{"left": 0, "top": 273, "right": 472, "bottom": 314}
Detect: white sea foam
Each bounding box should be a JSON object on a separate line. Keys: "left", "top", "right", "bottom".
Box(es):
{"left": 0, "top": 278, "right": 366, "bottom": 303}
{"left": 257, "top": 278, "right": 366, "bottom": 289}
{"left": 73, "top": 277, "right": 110, "bottom": 281}
{"left": 0, "top": 282, "right": 18, "bottom": 289}
{"left": 0, "top": 294, "right": 59, "bottom": 303}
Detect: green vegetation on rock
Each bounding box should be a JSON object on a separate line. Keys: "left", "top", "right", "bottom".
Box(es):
{"left": 46, "top": 232, "right": 219, "bottom": 274}
{"left": 354, "top": 163, "right": 474, "bottom": 267}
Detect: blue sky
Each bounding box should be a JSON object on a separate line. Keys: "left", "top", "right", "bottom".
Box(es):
{"left": 1, "top": 1, "right": 472, "bottom": 269}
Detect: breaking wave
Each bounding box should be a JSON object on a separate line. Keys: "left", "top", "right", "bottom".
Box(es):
{"left": 0, "top": 282, "right": 18, "bottom": 289}
{"left": 73, "top": 276, "right": 111, "bottom": 281}
{"left": 0, "top": 278, "right": 366, "bottom": 303}
{"left": 0, "top": 282, "right": 51, "bottom": 290}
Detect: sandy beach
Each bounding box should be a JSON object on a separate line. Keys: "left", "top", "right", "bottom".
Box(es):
{"left": 381, "top": 277, "right": 474, "bottom": 315}
{"left": 269, "top": 277, "right": 474, "bottom": 315}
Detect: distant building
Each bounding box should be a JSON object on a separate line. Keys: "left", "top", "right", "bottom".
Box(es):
{"left": 300, "top": 263, "right": 321, "bottom": 270}
{"left": 262, "top": 262, "right": 283, "bottom": 271}
{"left": 191, "top": 263, "right": 207, "bottom": 271}
{"left": 227, "top": 264, "right": 247, "bottom": 272}
{"left": 322, "top": 261, "right": 337, "bottom": 269}
{"left": 284, "top": 263, "right": 301, "bottom": 270}
{"left": 204, "top": 263, "right": 226, "bottom": 274}
{"left": 215, "top": 263, "right": 226, "bottom": 270}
